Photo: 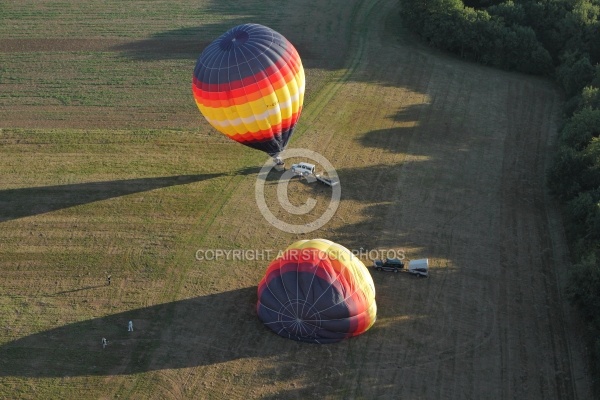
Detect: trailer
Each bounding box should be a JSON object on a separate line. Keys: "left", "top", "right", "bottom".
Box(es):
{"left": 406, "top": 259, "right": 429, "bottom": 277}
{"left": 314, "top": 174, "right": 339, "bottom": 187}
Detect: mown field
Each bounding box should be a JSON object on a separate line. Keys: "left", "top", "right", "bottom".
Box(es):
{"left": 0, "top": 0, "right": 594, "bottom": 399}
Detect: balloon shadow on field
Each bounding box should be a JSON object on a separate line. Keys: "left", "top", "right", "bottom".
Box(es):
{"left": 111, "top": 26, "right": 214, "bottom": 61}
{"left": 0, "top": 287, "right": 279, "bottom": 377}
{"left": 0, "top": 168, "right": 259, "bottom": 223}
{"left": 112, "top": 20, "right": 325, "bottom": 68}
{"left": 112, "top": 21, "right": 250, "bottom": 61}
{"left": 0, "top": 284, "right": 415, "bottom": 381}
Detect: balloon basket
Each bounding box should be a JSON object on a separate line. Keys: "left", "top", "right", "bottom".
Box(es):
{"left": 274, "top": 163, "right": 286, "bottom": 172}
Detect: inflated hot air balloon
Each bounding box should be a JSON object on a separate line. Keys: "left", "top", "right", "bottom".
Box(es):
{"left": 192, "top": 23, "right": 305, "bottom": 164}
{"left": 257, "top": 239, "right": 377, "bottom": 343}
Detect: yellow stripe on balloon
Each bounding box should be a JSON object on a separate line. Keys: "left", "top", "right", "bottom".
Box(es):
{"left": 196, "top": 83, "right": 304, "bottom": 136}
{"left": 197, "top": 74, "right": 304, "bottom": 120}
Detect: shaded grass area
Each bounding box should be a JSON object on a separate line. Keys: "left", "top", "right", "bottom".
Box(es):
{"left": 0, "top": 288, "right": 262, "bottom": 377}
{"left": 0, "top": 0, "right": 589, "bottom": 398}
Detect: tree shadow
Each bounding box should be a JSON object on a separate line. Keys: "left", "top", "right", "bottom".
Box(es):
{"left": 0, "top": 167, "right": 260, "bottom": 223}
{"left": 356, "top": 105, "right": 434, "bottom": 153}
{"left": 330, "top": 163, "right": 422, "bottom": 252}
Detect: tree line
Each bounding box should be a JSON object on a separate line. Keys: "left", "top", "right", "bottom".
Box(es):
{"left": 400, "top": 0, "right": 600, "bottom": 384}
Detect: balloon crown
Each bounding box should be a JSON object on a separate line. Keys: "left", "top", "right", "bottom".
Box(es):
{"left": 219, "top": 28, "right": 250, "bottom": 50}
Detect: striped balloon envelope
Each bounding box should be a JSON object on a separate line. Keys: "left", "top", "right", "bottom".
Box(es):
{"left": 192, "top": 24, "right": 305, "bottom": 158}
{"left": 257, "top": 239, "right": 377, "bottom": 343}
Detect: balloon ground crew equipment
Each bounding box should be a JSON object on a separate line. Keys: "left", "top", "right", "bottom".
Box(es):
{"left": 373, "top": 258, "right": 429, "bottom": 277}
{"left": 290, "top": 162, "right": 339, "bottom": 187}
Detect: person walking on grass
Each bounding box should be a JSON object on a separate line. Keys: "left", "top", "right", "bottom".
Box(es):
{"left": 128, "top": 320, "right": 133, "bottom": 332}
{"left": 102, "top": 337, "right": 107, "bottom": 348}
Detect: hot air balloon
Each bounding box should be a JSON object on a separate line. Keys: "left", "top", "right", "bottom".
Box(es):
{"left": 192, "top": 24, "right": 305, "bottom": 165}
{"left": 257, "top": 239, "right": 377, "bottom": 343}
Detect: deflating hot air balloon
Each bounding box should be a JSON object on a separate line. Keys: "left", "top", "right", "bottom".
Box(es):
{"left": 192, "top": 24, "right": 305, "bottom": 164}
{"left": 257, "top": 239, "right": 377, "bottom": 343}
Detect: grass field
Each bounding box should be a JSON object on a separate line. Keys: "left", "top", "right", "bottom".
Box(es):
{"left": 0, "top": 0, "right": 595, "bottom": 399}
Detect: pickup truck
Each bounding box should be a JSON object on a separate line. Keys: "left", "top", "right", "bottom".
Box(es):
{"left": 290, "top": 162, "right": 339, "bottom": 187}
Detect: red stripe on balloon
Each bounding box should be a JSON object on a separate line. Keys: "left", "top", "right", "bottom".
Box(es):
{"left": 258, "top": 248, "right": 346, "bottom": 299}
{"left": 257, "top": 245, "right": 375, "bottom": 340}
{"left": 192, "top": 71, "right": 299, "bottom": 109}
{"left": 193, "top": 49, "right": 301, "bottom": 106}
{"left": 194, "top": 45, "right": 299, "bottom": 91}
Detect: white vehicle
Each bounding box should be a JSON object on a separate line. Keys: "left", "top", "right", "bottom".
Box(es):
{"left": 290, "top": 162, "right": 339, "bottom": 187}
{"left": 290, "top": 162, "right": 315, "bottom": 176}
{"left": 407, "top": 259, "right": 429, "bottom": 277}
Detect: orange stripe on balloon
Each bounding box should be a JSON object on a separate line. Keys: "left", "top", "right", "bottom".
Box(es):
{"left": 194, "top": 47, "right": 300, "bottom": 92}
{"left": 192, "top": 69, "right": 301, "bottom": 108}
{"left": 193, "top": 55, "right": 301, "bottom": 103}
{"left": 225, "top": 112, "right": 301, "bottom": 143}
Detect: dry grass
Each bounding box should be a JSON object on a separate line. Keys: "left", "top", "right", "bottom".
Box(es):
{"left": 0, "top": 0, "right": 593, "bottom": 399}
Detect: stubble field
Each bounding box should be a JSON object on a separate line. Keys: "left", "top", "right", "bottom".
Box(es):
{"left": 0, "top": 0, "right": 594, "bottom": 399}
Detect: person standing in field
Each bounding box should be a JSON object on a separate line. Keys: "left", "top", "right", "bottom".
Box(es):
{"left": 128, "top": 320, "right": 133, "bottom": 332}
{"left": 102, "top": 338, "right": 107, "bottom": 348}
